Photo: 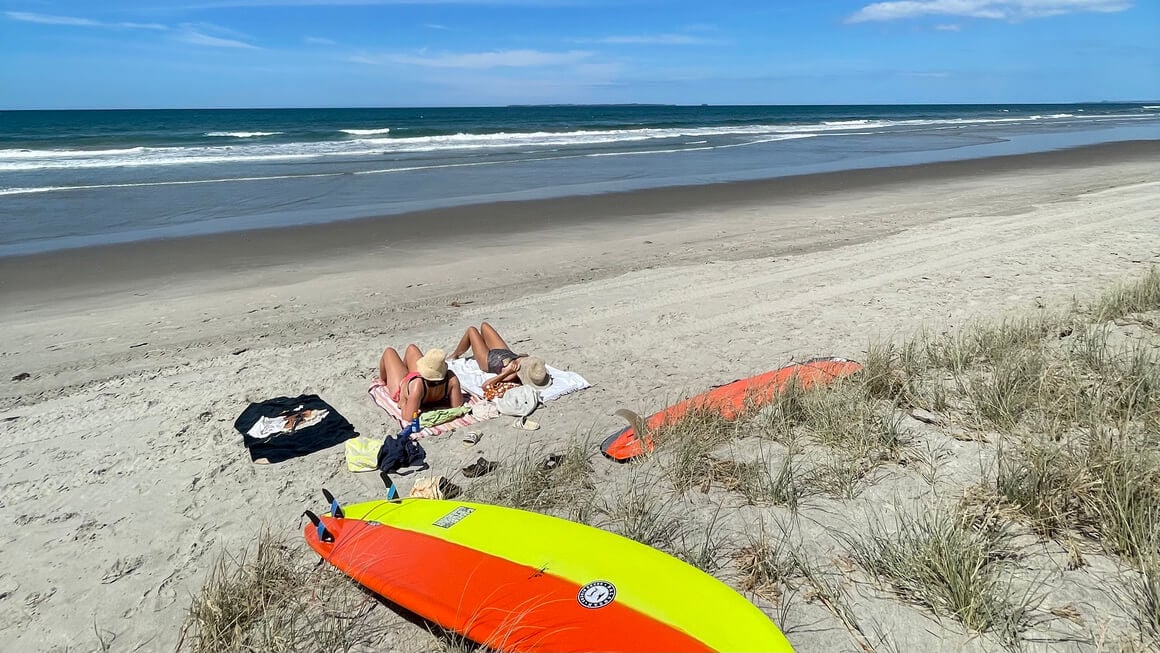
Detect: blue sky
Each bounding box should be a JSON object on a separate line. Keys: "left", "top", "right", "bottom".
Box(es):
{"left": 1, "top": 0, "right": 1156, "bottom": 108}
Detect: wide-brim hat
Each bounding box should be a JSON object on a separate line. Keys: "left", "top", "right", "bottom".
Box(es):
{"left": 516, "top": 356, "right": 552, "bottom": 390}
{"left": 416, "top": 348, "right": 448, "bottom": 382}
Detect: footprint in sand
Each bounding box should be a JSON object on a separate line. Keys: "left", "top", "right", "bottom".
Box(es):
{"left": 102, "top": 556, "right": 145, "bottom": 585}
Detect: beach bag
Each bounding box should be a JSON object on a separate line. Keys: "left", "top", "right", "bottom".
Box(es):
{"left": 495, "top": 385, "right": 539, "bottom": 417}
{"left": 409, "top": 476, "right": 461, "bottom": 500}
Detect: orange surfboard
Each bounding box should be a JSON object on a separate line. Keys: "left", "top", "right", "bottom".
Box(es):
{"left": 304, "top": 496, "right": 794, "bottom": 652}
{"left": 601, "top": 357, "right": 863, "bottom": 462}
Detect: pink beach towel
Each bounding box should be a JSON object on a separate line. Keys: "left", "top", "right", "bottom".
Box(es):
{"left": 368, "top": 379, "right": 485, "bottom": 439}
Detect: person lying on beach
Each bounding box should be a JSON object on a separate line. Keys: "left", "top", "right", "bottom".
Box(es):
{"left": 378, "top": 346, "right": 464, "bottom": 418}
{"left": 449, "top": 322, "right": 552, "bottom": 393}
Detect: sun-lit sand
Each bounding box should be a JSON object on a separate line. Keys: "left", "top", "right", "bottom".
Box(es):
{"left": 1, "top": 142, "right": 1158, "bottom": 651}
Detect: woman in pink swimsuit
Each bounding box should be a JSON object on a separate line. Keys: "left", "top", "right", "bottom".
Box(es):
{"left": 378, "top": 345, "right": 464, "bottom": 420}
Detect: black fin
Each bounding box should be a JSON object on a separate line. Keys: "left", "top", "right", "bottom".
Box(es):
{"left": 303, "top": 510, "right": 334, "bottom": 543}
{"left": 380, "top": 470, "right": 400, "bottom": 501}
{"left": 322, "top": 488, "right": 344, "bottom": 519}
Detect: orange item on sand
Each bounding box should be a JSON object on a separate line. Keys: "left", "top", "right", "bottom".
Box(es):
{"left": 601, "top": 357, "right": 863, "bottom": 462}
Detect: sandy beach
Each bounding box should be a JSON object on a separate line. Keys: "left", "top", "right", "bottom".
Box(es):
{"left": 1, "top": 141, "right": 1158, "bottom": 652}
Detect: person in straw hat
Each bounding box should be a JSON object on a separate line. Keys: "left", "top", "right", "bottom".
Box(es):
{"left": 449, "top": 322, "right": 552, "bottom": 392}
{"left": 378, "top": 345, "right": 464, "bottom": 419}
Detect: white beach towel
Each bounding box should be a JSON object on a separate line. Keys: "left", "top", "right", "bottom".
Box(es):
{"left": 447, "top": 358, "right": 590, "bottom": 402}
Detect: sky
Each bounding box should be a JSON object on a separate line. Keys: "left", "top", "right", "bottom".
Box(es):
{"left": 1, "top": 0, "right": 1157, "bottom": 109}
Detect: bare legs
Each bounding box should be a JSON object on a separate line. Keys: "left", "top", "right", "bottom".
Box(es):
{"left": 379, "top": 344, "right": 423, "bottom": 395}
{"left": 450, "top": 321, "right": 512, "bottom": 366}
{"left": 480, "top": 322, "right": 511, "bottom": 351}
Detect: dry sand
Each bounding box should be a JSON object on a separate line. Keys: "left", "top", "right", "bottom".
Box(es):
{"left": 1, "top": 141, "right": 1158, "bottom": 652}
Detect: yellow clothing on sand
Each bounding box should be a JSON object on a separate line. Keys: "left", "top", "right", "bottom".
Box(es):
{"left": 345, "top": 436, "right": 384, "bottom": 472}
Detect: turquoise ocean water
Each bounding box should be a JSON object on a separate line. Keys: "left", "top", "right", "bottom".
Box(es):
{"left": 1, "top": 104, "right": 1157, "bottom": 256}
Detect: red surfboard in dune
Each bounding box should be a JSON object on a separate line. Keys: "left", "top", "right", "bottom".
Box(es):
{"left": 601, "top": 357, "right": 863, "bottom": 462}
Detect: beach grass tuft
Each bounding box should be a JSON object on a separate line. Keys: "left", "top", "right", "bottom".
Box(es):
{"left": 180, "top": 530, "right": 389, "bottom": 653}
{"left": 735, "top": 523, "right": 800, "bottom": 604}
{"left": 675, "top": 503, "right": 728, "bottom": 573}
{"left": 599, "top": 469, "right": 685, "bottom": 550}
{"left": 1131, "top": 561, "right": 1160, "bottom": 644}
{"left": 725, "top": 448, "right": 806, "bottom": 511}
{"left": 990, "top": 431, "right": 1160, "bottom": 564}
{"left": 465, "top": 438, "right": 595, "bottom": 514}
{"left": 1092, "top": 266, "right": 1160, "bottom": 323}
{"left": 653, "top": 407, "right": 744, "bottom": 492}
{"left": 846, "top": 506, "right": 1037, "bottom": 649}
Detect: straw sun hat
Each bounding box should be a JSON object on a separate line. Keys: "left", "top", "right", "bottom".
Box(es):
{"left": 416, "top": 348, "right": 448, "bottom": 382}
{"left": 516, "top": 356, "right": 552, "bottom": 390}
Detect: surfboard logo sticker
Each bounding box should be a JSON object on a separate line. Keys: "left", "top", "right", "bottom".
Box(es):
{"left": 434, "top": 507, "right": 475, "bottom": 528}
{"left": 577, "top": 581, "right": 616, "bottom": 609}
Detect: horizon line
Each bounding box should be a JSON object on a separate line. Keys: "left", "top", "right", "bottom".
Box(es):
{"left": 2, "top": 99, "right": 1158, "bottom": 112}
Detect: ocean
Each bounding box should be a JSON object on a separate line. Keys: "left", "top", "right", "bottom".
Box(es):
{"left": 1, "top": 103, "right": 1157, "bottom": 257}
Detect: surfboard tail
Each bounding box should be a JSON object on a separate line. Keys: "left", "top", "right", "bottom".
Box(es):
{"left": 303, "top": 510, "right": 334, "bottom": 543}
{"left": 601, "top": 409, "right": 655, "bottom": 462}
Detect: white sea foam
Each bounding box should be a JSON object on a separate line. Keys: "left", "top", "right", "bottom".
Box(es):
{"left": 340, "top": 128, "right": 392, "bottom": 135}
{"left": 0, "top": 171, "right": 344, "bottom": 196}
{"left": 1, "top": 112, "right": 1152, "bottom": 173}
{"left": 205, "top": 131, "right": 284, "bottom": 138}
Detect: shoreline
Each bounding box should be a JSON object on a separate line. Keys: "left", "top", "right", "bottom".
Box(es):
{"left": 2, "top": 139, "right": 1156, "bottom": 303}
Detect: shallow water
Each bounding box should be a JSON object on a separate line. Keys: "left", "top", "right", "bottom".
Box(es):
{"left": 1, "top": 104, "right": 1157, "bottom": 256}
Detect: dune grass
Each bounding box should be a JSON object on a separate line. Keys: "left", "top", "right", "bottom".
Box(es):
{"left": 735, "top": 525, "right": 800, "bottom": 604}
{"left": 845, "top": 506, "right": 1037, "bottom": 650}
{"left": 179, "top": 530, "right": 390, "bottom": 653}
{"left": 650, "top": 407, "right": 745, "bottom": 492}
{"left": 464, "top": 438, "right": 595, "bottom": 518}
{"left": 597, "top": 468, "right": 685, "bottom": 550}
{"left": 1130, "top": 561, "right": 1160, "bottom": 645}
{"left": 183, "top": 267, "right": 1160, "bottom": 652}
{"left": 1092, "top": 267, "right": 1160, "bottom": 323}
{"left": 992, "top": 432, "right": 1160, "bottom": 564}
{"left": 719, "top": 447, "right": 807, "bottom": 511}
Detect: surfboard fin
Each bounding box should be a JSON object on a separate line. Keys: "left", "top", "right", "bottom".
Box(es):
{"left": 322, "top": 488, "right": 344, "bottom": 519}
{"left": 380, "top": 470, "right": 400, "bottom": 501}
{"left": 303, "top": 510, "right": 334, "bottom": 543}
{"left": 613, "top": 408, "right": 647, "bottom": 441}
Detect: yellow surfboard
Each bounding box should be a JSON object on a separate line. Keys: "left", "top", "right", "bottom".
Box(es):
{"left": 305, "top": 496, "right": 794, "bottom": 652}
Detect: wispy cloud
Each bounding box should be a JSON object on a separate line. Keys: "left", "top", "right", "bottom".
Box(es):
{"left": 178, "top": 29, "right": 260, "bottom": 49}
{"left": 424, "top": 23, "right": 450, "bottom": 30}
{"left": 5, "top": 11, "right": 167, "bottom": 30}
{"left": 580, "top": 33, "right": 722, "bottom": 45}
{"left": 352, "top": 49, "right": 593, "bottom": 69}
{"left": 935, "top": 23, "right": 961, "bottom": 30}
{"left": 7, "top": 9, "right": 262, "bottom": 49}
{"left": 847, "top": 0, "right": 1132, "bottom": 23}
{"left": 304, "top": 36, "right": 337, "bottom": 44}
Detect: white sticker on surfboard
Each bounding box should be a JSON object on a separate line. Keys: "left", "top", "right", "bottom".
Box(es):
{"left": 434, "top": 507, "right": 475, "bottom": 528}
{"left": 577, "top": 581, "right": 616, "bottom": 609}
